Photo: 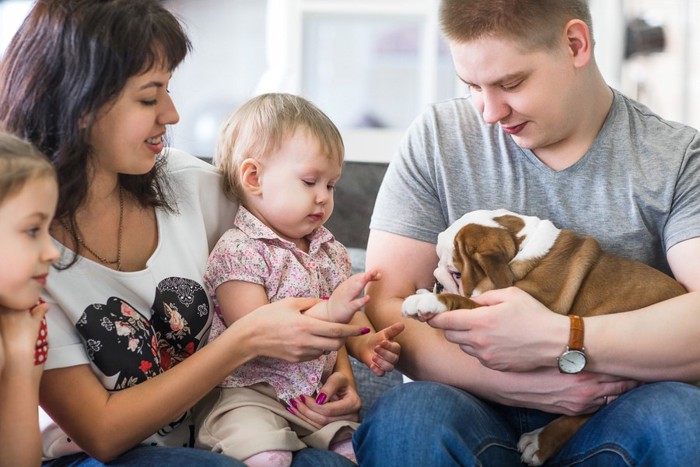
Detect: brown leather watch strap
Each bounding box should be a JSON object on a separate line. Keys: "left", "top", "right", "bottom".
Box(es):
{"left": 568, "top": 314, "right": 585, "bottom": 350}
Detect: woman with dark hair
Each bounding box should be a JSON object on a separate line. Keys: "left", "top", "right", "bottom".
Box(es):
{"left": 0, "top": 1, "right": 362, "bottom": 465}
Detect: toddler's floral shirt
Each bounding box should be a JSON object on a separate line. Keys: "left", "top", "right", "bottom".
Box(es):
{"left": 204, "top": 206, "right": 351, "bottom": 403}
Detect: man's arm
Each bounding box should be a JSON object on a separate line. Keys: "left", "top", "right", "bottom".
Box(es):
{"left": 583, "top": 237, "right": 700, "bottom": 381}
{"left": 363, "top": 229, "right": 637, "bottom": 415}
{"left": 421, "top": 235, "right": 700, "bottom": 384}
{"left": 363, "top": 229, "right": 450, "bottom": 381}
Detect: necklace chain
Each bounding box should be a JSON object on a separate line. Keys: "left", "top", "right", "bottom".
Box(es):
{"left": 61, "top": 186, "right": 124, "bottom": 271}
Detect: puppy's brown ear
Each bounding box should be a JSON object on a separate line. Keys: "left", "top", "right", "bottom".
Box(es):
{"left": 453, "top": 228, "right": 480, "bottom": 295}
{"left": 494, "top": 215, "right": 525, "bottom": 250}
{"left": 472, "top": 227, "right": 518, "bottom": 289}
{"left": 473, "top": 250, "right": 514, "bottom": 289}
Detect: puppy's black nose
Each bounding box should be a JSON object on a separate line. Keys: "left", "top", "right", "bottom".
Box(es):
{"left": 433, "top": 281, "right": 444, "bottom": 293}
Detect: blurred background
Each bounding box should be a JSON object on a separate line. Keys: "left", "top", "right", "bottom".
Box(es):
{"left": 2, "top": 0, "right": 698, "bottom": 164}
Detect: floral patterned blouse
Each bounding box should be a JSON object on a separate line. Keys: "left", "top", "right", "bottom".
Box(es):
{"left": 204, "top": 206, "right": 351, "bottom": 403}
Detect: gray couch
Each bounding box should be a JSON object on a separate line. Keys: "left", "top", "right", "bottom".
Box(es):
{"left": 347, "top": 247, "right": 403, "bottom": 420}
{"left": 293, "top": 159, "right": 407, "bottom": 418}
{"left": 335, "top": 161, "right": 403, "bottom": 420}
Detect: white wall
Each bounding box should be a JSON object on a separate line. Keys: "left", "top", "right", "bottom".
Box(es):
{"left": 165, "top": 0, "right": 267, "bottom": 158}
{"left": 3, "top": 0, "right": 699, "bottom": 158}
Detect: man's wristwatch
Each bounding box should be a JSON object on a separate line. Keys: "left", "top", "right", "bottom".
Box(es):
{"left": 558, "top": 314, "right": 587, "bottom": 374}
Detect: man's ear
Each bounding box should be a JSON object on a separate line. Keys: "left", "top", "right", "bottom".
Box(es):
{"left": 564, "top": 19, "right": 592, "bottom": 68}
{"left": 240, "top": 158, "right": 262, "bottom": 195}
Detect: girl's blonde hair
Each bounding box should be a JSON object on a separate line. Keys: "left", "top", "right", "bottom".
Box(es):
{"left": 0, "top": 131, "right": 56, "bottom": 204}
{"left": 214, "top": 93, "right": 344, "bottom": 200}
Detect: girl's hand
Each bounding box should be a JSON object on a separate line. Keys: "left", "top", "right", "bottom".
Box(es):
{"left": 0, "top": 302, "right": 47, "bottom": 467}
{"left": 291, "top": 371, "right": 361, "bottom": 429}
{"left": 0, "top": 302, "right": 48, "bottom": 372}
{"left": 358, "top": 322, "right": 404, "bottom": 377}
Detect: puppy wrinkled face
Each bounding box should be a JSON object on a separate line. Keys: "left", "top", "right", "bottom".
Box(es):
{"left": 453, "top": 223, "right": 521, "bottom": 296}
{"left": 433, "top": 211, "right": 529, "bottom": 297}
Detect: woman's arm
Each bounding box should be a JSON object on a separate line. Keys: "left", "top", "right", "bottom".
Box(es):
{"left": 40, "top": 297, "right": 365, "bottom": 462}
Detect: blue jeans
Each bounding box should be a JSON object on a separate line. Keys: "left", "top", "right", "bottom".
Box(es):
{"left": 42, "top": 445, "right": 354, "bottom": 466}
{"left": 353, "top": 381, "right": 700, "bottom": 466}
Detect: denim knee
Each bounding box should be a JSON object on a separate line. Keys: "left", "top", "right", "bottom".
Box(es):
{"left": 354, "top": 381, "right": 521, "bottom": 466}
{"left": 557, "top": 382, "right": 700, "bottom": 466}
{"left": 622, "top": 382, "right": 700, "bottom": 460}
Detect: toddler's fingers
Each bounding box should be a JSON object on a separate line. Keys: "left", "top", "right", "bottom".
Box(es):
{"left": 374, "top": 343, "right": 400, "bottom": 363}
{"left": 369, "top": 363, "right": 386, "bottom": 377}
{"left": 380, "top": 322, "right": 405, "bottom": 341}
{"left": 365, "top": 270, "right": 381, "bottom": 282}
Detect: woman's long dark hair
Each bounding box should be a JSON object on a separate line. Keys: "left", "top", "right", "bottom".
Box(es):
{"left": 0, "top": 0, "right": 191, "bottom": 267}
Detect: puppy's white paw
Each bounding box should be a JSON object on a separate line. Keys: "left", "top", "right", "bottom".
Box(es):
{"left": 401, "top": 293, "right": 447, "bottom": 321}
{"left": 518, "top": 428, "right": 544, "bottom": 466}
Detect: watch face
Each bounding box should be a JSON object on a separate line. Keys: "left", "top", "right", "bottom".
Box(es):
{"left": 558, "top": 349, "right": 587, "bottom": 374}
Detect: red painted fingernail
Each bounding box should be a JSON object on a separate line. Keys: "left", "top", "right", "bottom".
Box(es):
{"left": 299, "top": 395, "right": 306, "bottom": 403}
{"left": 316, "top": 393, "right": 327, "bottom": 405}
{"left": 360, "top": 327, "right": 370, "bottom": 335}
{"left": 322, "top": 296, "right": 329, "bottom": 300}
{"left": 290, "top": 399, "right": 298, "bottom": 409}
{"left": 286, "top": 406, "right": 296, "bottom": 415}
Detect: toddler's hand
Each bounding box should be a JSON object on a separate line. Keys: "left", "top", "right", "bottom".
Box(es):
{"left": 360, "top": 322, "right": 404, "bottom": 377}
{"left": 325, "top": 270, "right": 381, "bottom": 323}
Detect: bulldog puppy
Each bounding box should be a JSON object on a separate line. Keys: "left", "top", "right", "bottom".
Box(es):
{"left": 401, "top": 208, "right": 686, "bottom": 465}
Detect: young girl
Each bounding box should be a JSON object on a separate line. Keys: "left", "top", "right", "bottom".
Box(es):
{"left": 0, "top": 132, "right": 59, "bottom": 466}
{"left": 1, "top": 1, "right": 365, "bottom": 465}
{"left": 196, "top": 93, "right": 404, "bottom": 466}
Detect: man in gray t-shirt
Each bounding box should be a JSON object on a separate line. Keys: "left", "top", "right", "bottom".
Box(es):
{"left": 354, "top": 1, "right": 700, "bottom": 465}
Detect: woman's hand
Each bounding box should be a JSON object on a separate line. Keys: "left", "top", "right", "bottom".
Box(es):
{"left": 236, "top": 297, "right": 370, "bottom": 363}
{"left": 357, "top": 322, "right": 404, "bottom": 377}
{"left": 291, "top": 371, "right": 361, "bottom": 429}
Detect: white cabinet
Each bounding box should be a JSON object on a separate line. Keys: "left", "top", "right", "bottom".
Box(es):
{"left": 257, "top": 0, "right": 460, "bottom": 162}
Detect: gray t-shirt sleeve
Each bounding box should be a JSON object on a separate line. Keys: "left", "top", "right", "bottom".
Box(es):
{"left": 665, "top": 131, "right": 700, "bottom": 250}
{"left": 370, "top": 109, "right": 446, "bottom": 244}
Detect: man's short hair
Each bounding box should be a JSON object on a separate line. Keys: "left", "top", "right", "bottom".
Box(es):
{"left": 439, "top": 0, "right": 593, "bottom": 50}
